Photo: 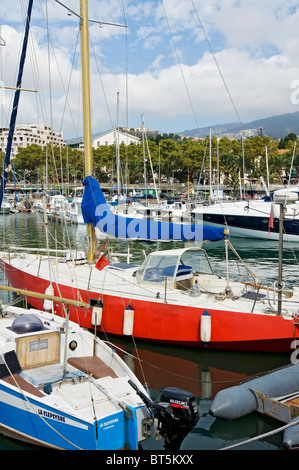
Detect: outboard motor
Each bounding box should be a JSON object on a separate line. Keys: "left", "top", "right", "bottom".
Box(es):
{"left": 129, "top": 381, "right": 199, "bottom": 450}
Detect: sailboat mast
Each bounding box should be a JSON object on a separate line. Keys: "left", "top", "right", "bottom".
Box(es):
{"left": 80, "top": 0, "right": 96, "bottom": 262}
{"left": 0, "top": 0, "right": 33, "bottom": 210}
{"left": 116, "top": 91, "right": 121, "bottom": 197}
{"left": 209, "top": 127, "right": 213, "bottom": 203}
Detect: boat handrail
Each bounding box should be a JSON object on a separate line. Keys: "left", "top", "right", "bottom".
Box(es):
{"left": 8, "top": 245, "right": 76, "bottom": 255}
{"left": 0, "top": 285, "right": 89, "bottom": 308}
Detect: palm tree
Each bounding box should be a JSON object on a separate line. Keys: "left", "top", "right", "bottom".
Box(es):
{"left": 128, "top": 158, "right": 144, "bottom": 184}
{"left": 227, "top": 170, "right": 240, "bottom": 197}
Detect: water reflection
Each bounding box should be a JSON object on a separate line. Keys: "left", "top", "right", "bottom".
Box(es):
{"left": 105, "top": 335, "right": 289, "bottom": 450}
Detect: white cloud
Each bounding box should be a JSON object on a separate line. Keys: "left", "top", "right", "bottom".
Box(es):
{"left": 150, "top": 54, "right": 165, "bottom": 70}
{"left": 1, "top": 0, "right": 299, "bottom": 138}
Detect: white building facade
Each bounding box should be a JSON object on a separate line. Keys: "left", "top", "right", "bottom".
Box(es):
{"left": 92, "top": 130, "right": 140, "bottom": 148}
{"left": 0, "top": 124, "right": 65, "bottom": 154}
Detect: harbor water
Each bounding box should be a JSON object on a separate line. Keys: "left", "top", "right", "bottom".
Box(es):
{"left": 1, "top": 211, "right": 299, "bottom": 451}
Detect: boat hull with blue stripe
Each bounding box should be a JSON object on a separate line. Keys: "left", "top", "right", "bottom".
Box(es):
{"left": 0, "top": 306, "right": 150, "bottom": 450}
{"left": 0, "top": 375, "right": 143, "bottom": 450}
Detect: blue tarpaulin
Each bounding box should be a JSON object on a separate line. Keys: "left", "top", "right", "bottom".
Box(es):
{"left": 82, "top": 176, "right": 225, "bottom": 242}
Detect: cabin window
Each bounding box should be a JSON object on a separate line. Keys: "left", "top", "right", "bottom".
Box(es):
{"left": 29, "top": 339, "right": 48, "bottom": 352}
{"left": 137, "top": 254, "right": 178, "bottom": 283}
{"left": 180, "top": 250, "right": 214, "bottom": 275}
{"left": 136, "top": 250, "right": 214, "bottom": 284}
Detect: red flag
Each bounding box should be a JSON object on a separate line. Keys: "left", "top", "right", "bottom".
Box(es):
{"left": 268, "top": 203, "right": 274, "bottom": 231}
{"left": 96, "top": 240, "right": 108, "bottom": 258}
{"left": 95, "top": 250, "right": 109, "bottom": 271}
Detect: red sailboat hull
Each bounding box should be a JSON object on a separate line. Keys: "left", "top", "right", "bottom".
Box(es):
{"left": 1, "top": 258, "right": 298, "bottom": 353}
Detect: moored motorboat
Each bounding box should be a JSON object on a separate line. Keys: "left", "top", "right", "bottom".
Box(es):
{"left": 191, "top": 194, "right": 299, "bottom": 242}
{"left": 0, "top": 197, "right": 12, "bottom": 215}
{"left": 0, "top": 302, "right": 150, "bottom": 449}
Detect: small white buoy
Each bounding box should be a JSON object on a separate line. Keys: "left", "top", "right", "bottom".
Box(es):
{"left": 123, "top": 304, "right": 134, "bottom": 336}
{"left": 200, "top": 310, "right": 211, "bottom": 344}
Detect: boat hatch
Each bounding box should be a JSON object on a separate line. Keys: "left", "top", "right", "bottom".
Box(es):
{"left": 108, "top": 262, "right": 139, "bottom": 271}
{"left": 15, "top": 331, "right": 60, "bottom": 370}
{"left": 136, "top": 248, "right": 215, "bottom": 289}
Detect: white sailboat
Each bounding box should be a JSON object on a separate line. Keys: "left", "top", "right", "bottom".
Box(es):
{"left": 66, "top": 195, "right": 85, "bottom": 224}
{"left": 0, "top": 196, "right": 12, "bottom": 214}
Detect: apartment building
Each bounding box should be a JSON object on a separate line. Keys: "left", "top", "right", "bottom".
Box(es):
{"left": 0, "top": 124, "right": 66, "bottom": 154}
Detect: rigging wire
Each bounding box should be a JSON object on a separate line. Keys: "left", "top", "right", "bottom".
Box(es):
{"left": 190, "top": 0, "right": 244, "bottom": 131}
{"left": 26, "top": 0, "right": 48, "bottom": 126}
{"left": 118, "top": 0, "right": 129, "bottom": 192}
{"left": 189, "top": 0, "right": 276, "bottom": 183}
{"left": 87, "top": 3, "right": 130, "bottom": 193}
{"left": 59, "top": 28, "right": 81, "bottom": 139}
{"left": 89, "top": 38, "right": 114, "bottom": 130}
{"left": 160, "top": 1, "right": 200, "bottom": 132}
{"left": 219, "top": 417, "right": 299, "bottom": 450}
{"left": 45, "top": 0, "right": 53, "bottom": 130}
{"left": 37, "top": 0, "right": 81, "bottom": 141}
{"left": 160, "top": 0, "right": 260, "bottom": 200}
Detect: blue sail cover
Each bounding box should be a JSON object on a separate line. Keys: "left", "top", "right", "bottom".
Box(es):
{"left": 82, "top": 176, "right": 225, "bottom": 242}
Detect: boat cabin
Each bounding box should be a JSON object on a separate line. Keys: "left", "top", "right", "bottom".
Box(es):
{"left": 2, "top": 314, "right": 61, "bottom": 371}
{"left": 135, "top": 247, "right": 215, "bottom": 290}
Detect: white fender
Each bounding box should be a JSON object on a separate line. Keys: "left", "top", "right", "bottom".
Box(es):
{"left": 43, "top": 284, "right": 54, "bottom": 312}
{"left": 123, "top": 304, "right": 134, "bottom": 336}
{"left": 91, "top": 301, "right": 103, "bottom": 326}
{"left": 200, "top": 310, "right": 211, "bottom": 343}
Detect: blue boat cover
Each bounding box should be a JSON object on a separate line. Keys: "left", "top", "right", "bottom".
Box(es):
{"left": 82, "top": 176, "right": 225, "bottom": 242}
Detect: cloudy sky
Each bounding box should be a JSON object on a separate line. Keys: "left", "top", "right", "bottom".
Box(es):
{"left": 1, "top": 0, "right": 299, "bottom": 140}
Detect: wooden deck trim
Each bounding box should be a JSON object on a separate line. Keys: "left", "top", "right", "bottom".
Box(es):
{"left": 67, "top": 356, "right": 117, "bottom": 379}
{"left": 3, "top": 373, "right": 45, "bottom": 398}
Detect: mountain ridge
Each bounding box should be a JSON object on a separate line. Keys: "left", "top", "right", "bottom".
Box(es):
{"left": 179, "top": 111, "right": 299, "bottom": 139}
